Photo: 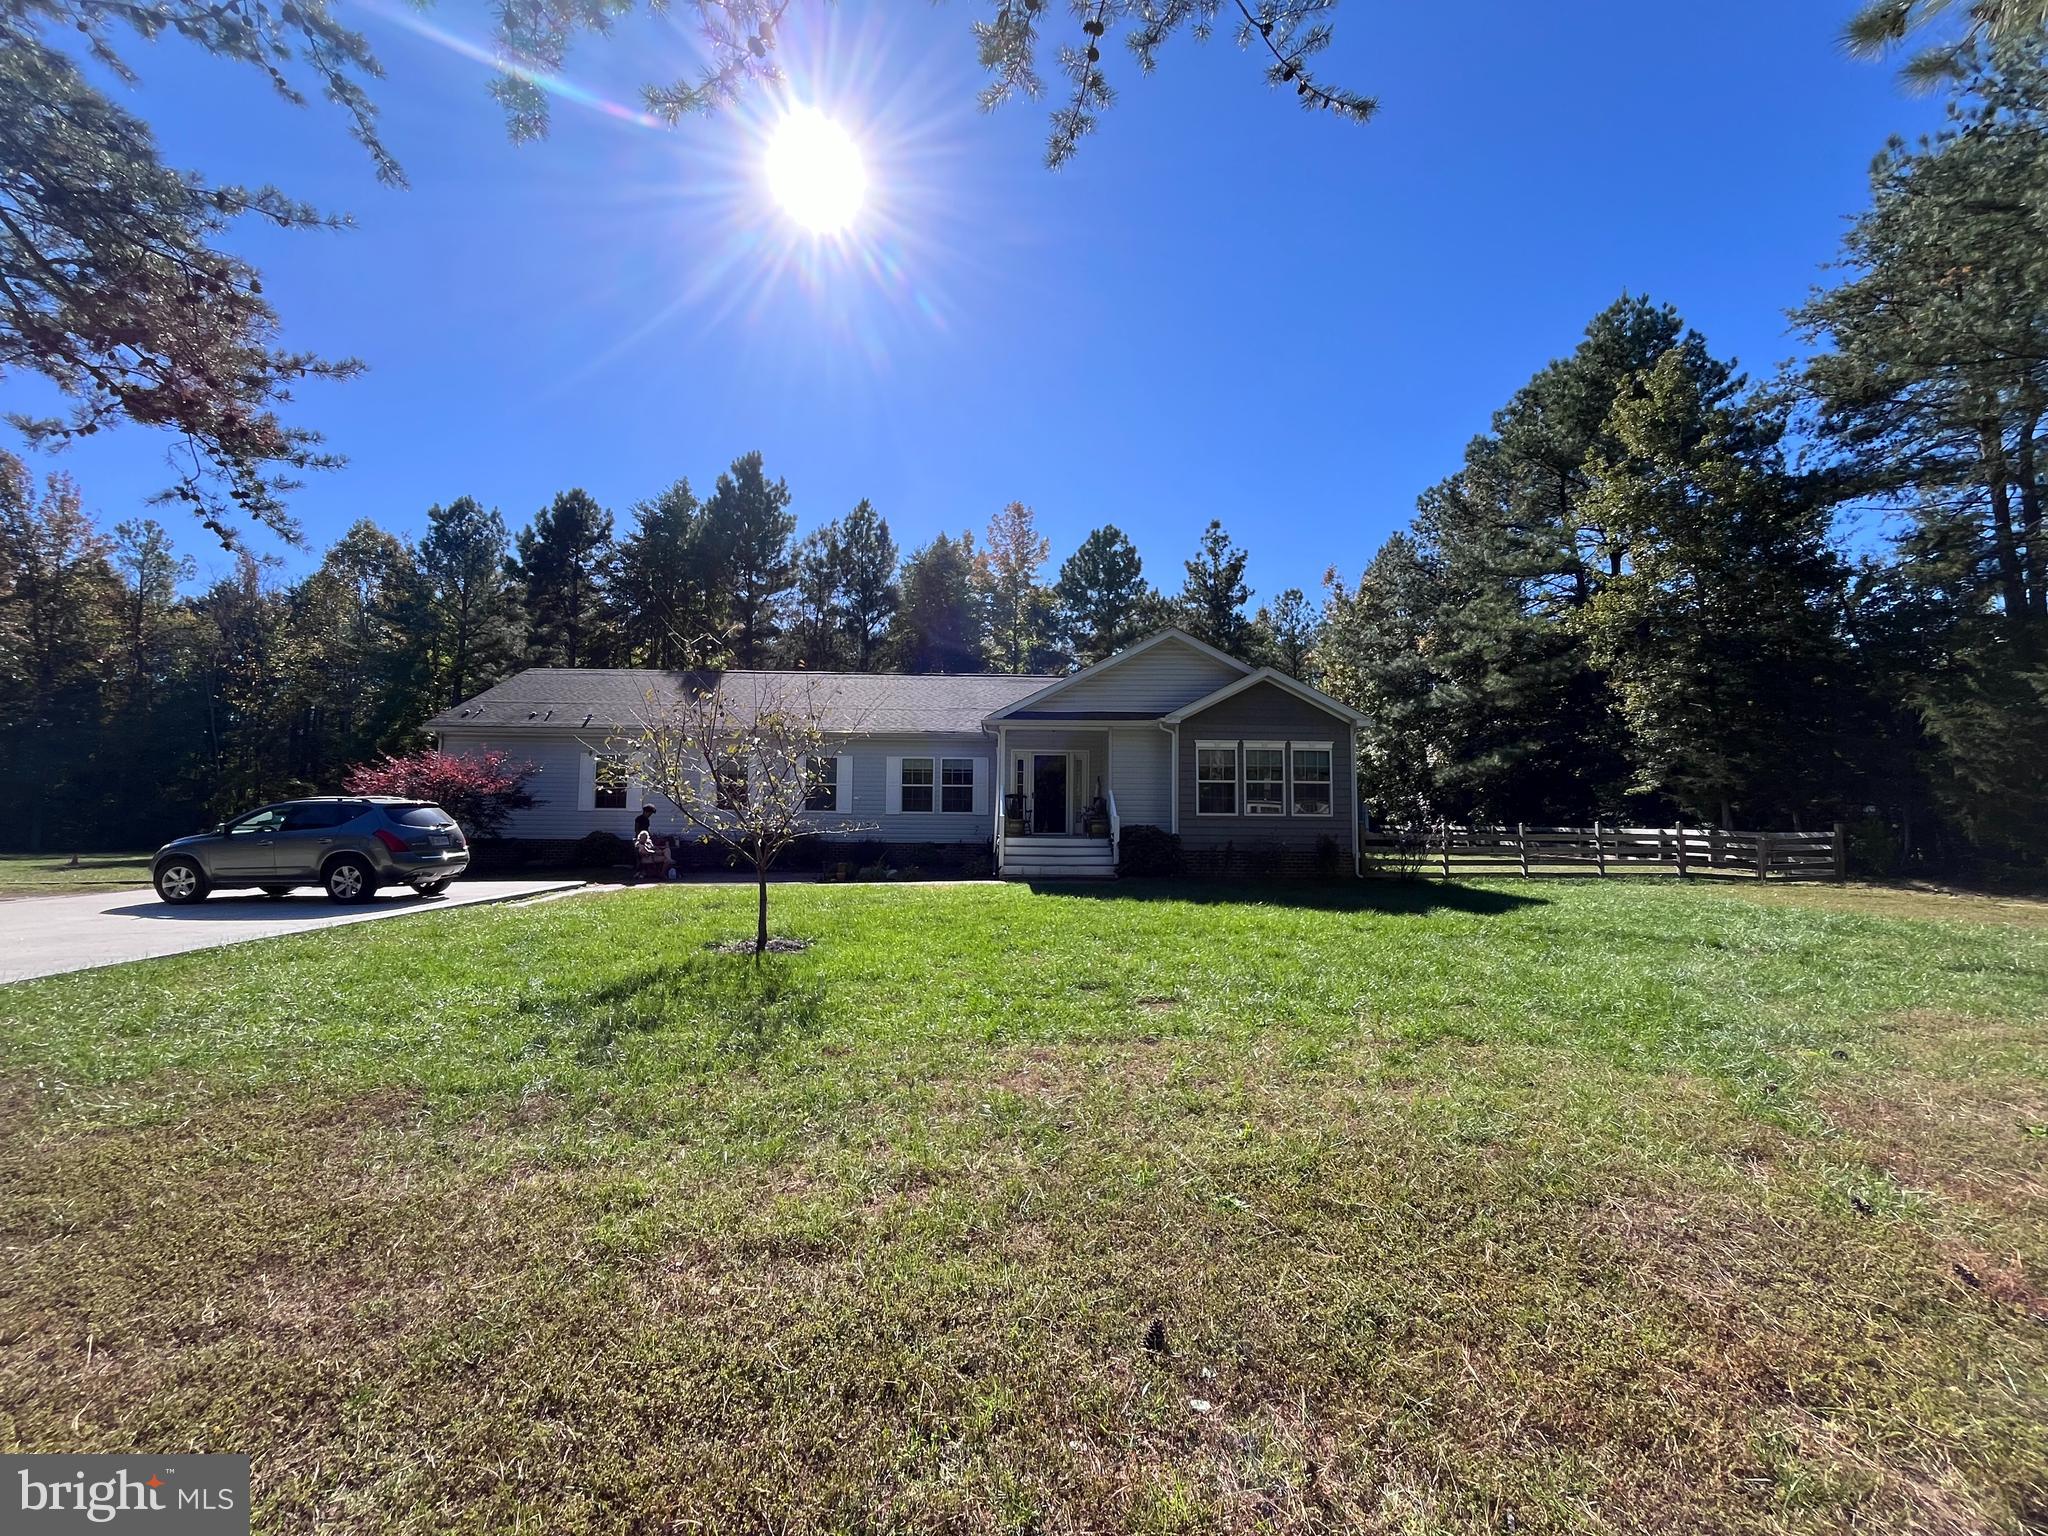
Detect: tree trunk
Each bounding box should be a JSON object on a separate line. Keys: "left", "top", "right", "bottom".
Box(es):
{"left": 1981, "top": 424, "right": 2030, "bottom": 621}
{"left": 2013, "top": 410, "right": 2045, "bottom": 617}
{"left": 755, "top": 867, "right": 769, "bottom": 962}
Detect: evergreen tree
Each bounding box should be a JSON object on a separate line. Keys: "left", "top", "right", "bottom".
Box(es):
{"left": 1177, "top": 520, "right": 1256, "bottom": 658}
{"left": 702, "top": 452, "right": 796, "bottom": 667}
{"left": 609, "top": 479, "right": 714, "bottom": 668}
{"left": 1576, "top": 349, "right": 1851, "bottom": 826}
{"left": 834, "top": 499, "right": 899, "bottom": 670}
{"left": 282, "top": 520, "right": 423, "bottom": 783}
{"left": 784, "top": 524, "right": 847, "bottom": 670}
{"left": 1795, "top": 43, "right": 2048, "bottom": 861}
{"left": 511, "top": 489, "right": 614, "bottom": 668}
{"left": 1254, "top": 588, "right": 1322, "bottom": 679}
{"left": 1320, "top": 537, "right": 1445, "bottom": 824}
{"left": 889, "top": 532, "right": 985, "bottom": 673}
{"left": 418, "top": 496, "right": 524, "bottom": 706}
{"left": 978, "top": 501, "right": 1058, "bottom": 673}
{"left": 108, "top": 519, "right": 194, "bottom": 714}
{"left": 1054, "top": 524, "right": 1151, "bottom": 665}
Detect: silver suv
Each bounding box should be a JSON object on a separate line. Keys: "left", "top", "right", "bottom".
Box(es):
{"left": 152, "top": 797, "right": 470, "bottom": 905}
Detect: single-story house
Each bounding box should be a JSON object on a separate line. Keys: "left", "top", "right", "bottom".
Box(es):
{"left": 426, "top": 627, "right": 1366, "bottom": 878}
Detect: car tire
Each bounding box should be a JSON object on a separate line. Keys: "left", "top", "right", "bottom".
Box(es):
{"left": 324, "top": 856, "right": 377, "bottom": 904}
{"left": 260, "top": 886, "right": 292, "bottom": 900}
{"left": 415, "top": 880, "right": 446, "bottom": 898}
{"left": 155, "top": 858, "right": 209, "bottom": 905}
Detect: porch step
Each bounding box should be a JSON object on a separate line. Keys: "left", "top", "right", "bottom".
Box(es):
{"left": 1000, "top": 840, "right": 1117, "bottom": 880}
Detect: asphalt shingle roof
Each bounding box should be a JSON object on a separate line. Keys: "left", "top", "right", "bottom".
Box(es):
{"left": 426, "top": 668, "right": 1061, "bottom": 737}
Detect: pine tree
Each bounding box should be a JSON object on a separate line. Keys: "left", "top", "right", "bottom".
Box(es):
{"left": 835, "top": 499, "right": 899, "bottom": 670}
{"left": 511, "top": 489, "right": 614, "bottom": 669}
{"left": 889, "top": 532, "right": 985, "bottom": 673}
{"left": 702, "top": 452, "right": 796, "bottom": 668}
{"left": 1054, "top": 524, "right": 1151, "bottom": 665}
{"left": 1320, "top": 536, "right": 1444, "bottom": 823}
{"left": 1177, "top": 520, "right": 1256, "bottom": 658}
{"left": 978, "top": 501, "right": 1058, "bottom": 673}
{"left": 419, "top": 497, "right": 524, "bottom": 706}
{"left": 610, "top": 479, "right": 715, "bottom": 668}
{"left": 1253, "top": 588, "right": 1322, "bottom": 679}
{"left": 784, "top": 524, "right": 847, "bottom": 670}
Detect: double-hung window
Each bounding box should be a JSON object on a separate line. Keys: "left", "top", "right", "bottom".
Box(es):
{"left": 805, "top": 755, "right": 839, "bottom": 813}
{"left": 1195, "top": 743, "right": 1238, "bottom": 816}
{"left": 1291, "top": 744, "right": 1333, "bottom": 816}
{"left": 594, "top": 755, "right": 629, "bottom": 809}
{"left": 900, "top": 757, "right": 934, "bottom": 813}
{"left": 940, "top": 758, "right": 975, "bottom": 814}
{"left": 1243, "top": 743, "right": 1286, "bottom": 815}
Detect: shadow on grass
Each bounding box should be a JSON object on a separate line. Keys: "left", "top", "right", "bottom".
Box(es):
{"left": 524, "top": 954, "right": 828, "bottom": 1065}
{"left": 104, "top": 890, "right": 442, "bottom": 921}
{"left": 1027, "top": 877, "right": 1548, "bottom": 917}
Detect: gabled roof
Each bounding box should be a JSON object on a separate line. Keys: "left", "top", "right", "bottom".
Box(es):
{"left": 1160, "top": 667, "right": 1370, "bottom": 727}
{"left": 982, "top": 628, "right": 1253, "bottom": 723}
{"left": 428, "top": 668, "right": 1059, "bottom": 737}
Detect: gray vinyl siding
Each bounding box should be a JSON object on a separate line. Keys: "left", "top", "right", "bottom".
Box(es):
{"left": 1037, "top": 637, "right": 1245, "bottom": 715}
{"left": 1175, "top": 683, "right": 1355, "bottom": 853}
{"left": 436, "top": 728, "right": 994, "bottom": 846}
{"left": 1108, "top": 724, "right": 1171, "bottom": 827}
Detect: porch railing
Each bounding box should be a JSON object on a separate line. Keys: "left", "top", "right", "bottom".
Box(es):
{"left": 1106, "top": 789, "right": 1119, "bottom": 866}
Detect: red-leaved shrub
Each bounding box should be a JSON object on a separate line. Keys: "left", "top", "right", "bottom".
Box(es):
{"left": 343, "top": 749, "right": 537, "bottom": 838}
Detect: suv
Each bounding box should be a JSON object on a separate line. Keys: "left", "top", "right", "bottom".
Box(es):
{"left": 152, "top": 797, "right": 470, "bottom": 905}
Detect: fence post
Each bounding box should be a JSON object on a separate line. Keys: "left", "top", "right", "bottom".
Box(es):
{"left": 1756, "top": 831, "right": 1772, "bottom": 881}
{"left": 1657, "top": 826, "right": 1669, "bottom": 872}
{"left": 1833, "top": 821, "right": 1847, "bottom": 882}
{"left": 1709, "top": 827, "right": 1724, "bottom": 868}
{"left": 1440, "top": 821, "right": 1452, "bottom": 880}
{"left": 1675, "top": 823, "right": 1689, "bottom": 880}
{"left": 1518, "top": 822, "right": 1529, "bottom": 878}
{"left": 1594, "top": 819, "right": 1606, "bottom": 876}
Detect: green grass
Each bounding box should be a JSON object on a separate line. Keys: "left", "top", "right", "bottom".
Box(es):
{"left": 0, "top": 850, "right": 154, "bottom": 895}
{"left": 1, "top": 879, "right": 2044, "bottom": 1533}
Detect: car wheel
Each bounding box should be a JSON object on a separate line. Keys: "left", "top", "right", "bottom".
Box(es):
{"left": 324, "top": 856, "right": 377, "bottom": 904}
{"left": 260, "top": 886, "right": 292, "bottom": 900}
{"left": 155, "top": 858, "right": 209, "bottom": 905}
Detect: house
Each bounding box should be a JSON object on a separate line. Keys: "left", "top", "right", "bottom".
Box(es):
{"left": 425, "top": 628, "right": 1366, "bottom": 878}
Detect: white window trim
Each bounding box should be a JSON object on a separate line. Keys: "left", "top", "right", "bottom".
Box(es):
{"left": 1194, "top": 739, "right": 1239, "bottom": 818}
{"left": 1242, "top": 739, "right": 1287, "bottom": 817}
{"left": 939, "top": 756, "right": 977, "bottom": 816}
{"left": 803, "top": 753, "right": 844, "bottom": 815}
{"left": 899, "top": 755, "right": 936, "bottom": 814}
{"left": 1290, "top": 740, "right": 1335, "bottom": 819}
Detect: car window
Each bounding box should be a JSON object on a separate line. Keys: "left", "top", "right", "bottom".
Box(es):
{"left": 228, "top": 807, "right": 287, "bottom": 835}
{"left": 389, "top": 804, "right": 457, "bottom": 828}
{"left": 280, "top": 803, "right": 349, "bottom": 832}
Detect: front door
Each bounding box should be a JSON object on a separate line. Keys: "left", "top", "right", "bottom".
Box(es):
{"left": 1032, "top": 754, "right": 1068, "bottom": 835}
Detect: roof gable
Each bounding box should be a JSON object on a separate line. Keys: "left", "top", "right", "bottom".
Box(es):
{"left": 985, "top": 629, "right": 1252, "bottom": 722}
{"left": 1163, "top": 668, "right": 1369, "bottom": 727}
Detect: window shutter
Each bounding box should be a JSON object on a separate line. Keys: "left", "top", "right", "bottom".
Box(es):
{"left": 576, "top": 749, "right": 596, "bottom": 812}
{"left": 884, "top": 756, "right": 901, "bottom": 815}
{"left": 971, "top": 756, "right": 987, "bottom": 816}
{"left": 835, "top": 755, "right": 853, "bottom": 814}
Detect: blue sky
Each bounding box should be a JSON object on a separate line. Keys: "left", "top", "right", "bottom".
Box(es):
{"left": 34, "top": 1, "right": 1943, "bottom": 601}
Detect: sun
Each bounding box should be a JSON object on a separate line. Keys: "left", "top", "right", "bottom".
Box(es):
{"left": 765, "top": 107, "right": 866, "bottom": 234}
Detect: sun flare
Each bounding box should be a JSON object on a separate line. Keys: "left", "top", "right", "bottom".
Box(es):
{"left": 765, "top": 107, "right": 866, "bottom": 234}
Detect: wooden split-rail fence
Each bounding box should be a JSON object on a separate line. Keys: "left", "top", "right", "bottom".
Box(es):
{"left": 1360, "top": 823, "right": 1846, "bottom": 881}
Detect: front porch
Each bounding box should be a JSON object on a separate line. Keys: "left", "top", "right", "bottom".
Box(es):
{"left": 994, "top": 725, "right": 1118, "bottom": 879}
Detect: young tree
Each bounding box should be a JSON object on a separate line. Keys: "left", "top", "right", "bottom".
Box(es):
{"left": 1177, "top": 520, "right": 1257, "bottom": 659}
{"left": 418, "top": 496, "right": 525, "bottom": 708}
{"left": 978, "top": 501, "right": 1058, "bottom": 673}
{"left": 1054, "top": 524, "right": 1152, "bottom": 665}
{"left": 1254, "top": 587, "right": 1322, "bottom": 679}
{"left": 834, "top": 499, "right": 900, "bottom": 670}
{"left": 618, "top": 664, "right": 869, "bottom": 957}
{"left": 702, "top": 452, "right": 796, "bottom": 667}
{"left": 511, "top": 489, "right": 615, "bottom": 668}
{"left": 344, "top": 747, "right": 538, "bottom": 839}
{"left": 610, "top": 479, "right": 715, "bottom": 668}
{"left": 890, "top": 532, "right": 986, "bottom": 673}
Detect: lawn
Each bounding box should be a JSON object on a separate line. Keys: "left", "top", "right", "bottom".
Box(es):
{"left": 0, "top": 851, "right": 154, "bottom": 896}
{"left": 0, "top": 879, "right": 2043, "bottom": 1534}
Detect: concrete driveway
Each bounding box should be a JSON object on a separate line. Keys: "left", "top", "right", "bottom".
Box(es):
{"left": 0, "top": 879, "right": 583, "bottom": 984}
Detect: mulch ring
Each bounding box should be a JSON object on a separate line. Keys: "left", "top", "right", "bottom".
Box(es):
{"left": 704, "top": 937, "right": 814, "bottom": 955}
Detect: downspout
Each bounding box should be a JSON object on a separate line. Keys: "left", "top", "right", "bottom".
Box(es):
{"left": 1351, "top": 721, "right": 1361, "bottom": 878}
{"left": 1159, "top": 720, "right": 1179, "bottom": 833}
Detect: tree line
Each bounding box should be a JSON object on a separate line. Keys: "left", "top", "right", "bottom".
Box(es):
{"left": 4, "top": 46, "right": 2046, "bottom": 873}
{"left": 0, "top": 446, "right": 1316, "bottom": 850}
